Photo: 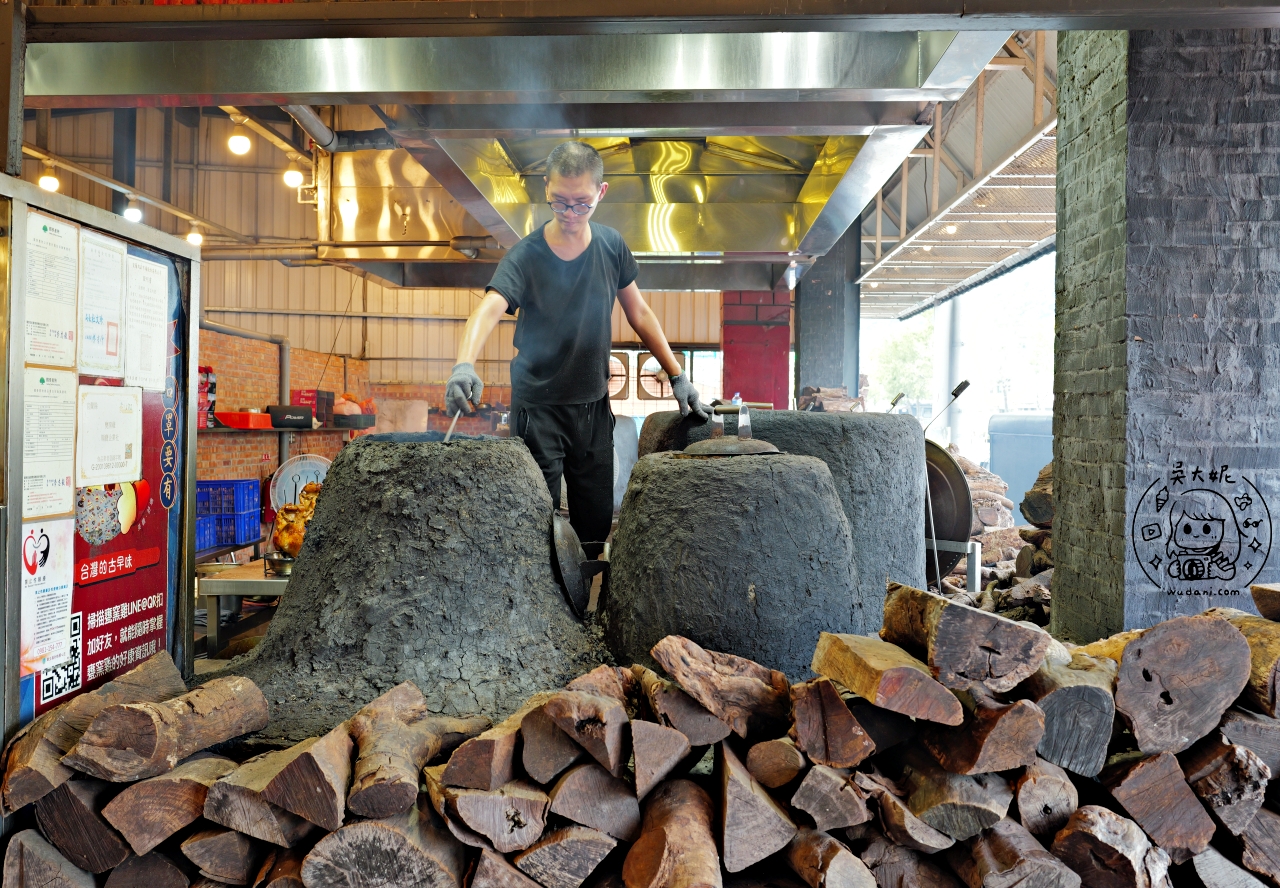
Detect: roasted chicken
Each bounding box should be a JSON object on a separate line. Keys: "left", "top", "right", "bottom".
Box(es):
{"left": 272, "top": 482, "right": 323, "bottom": 557}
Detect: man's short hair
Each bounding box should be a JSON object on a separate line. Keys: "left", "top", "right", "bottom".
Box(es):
{"left": 546, "top": 142, "right": 604, "bottom": 187}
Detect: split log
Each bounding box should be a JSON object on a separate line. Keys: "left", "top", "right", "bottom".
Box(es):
{"left": 650, "top": 636, "right": 790, "bottom": 739}
{"left": 1110, "top": 614, "right": 1250, "bottom": 754}
{"left": 541, "top": 691, "right": 630, "bottom": 778}
{"left": 947, "top": 818, "right": 1081, "bottom": 888}
{"left": 522, "top": 706, "right": 586, "bottom": 784}
{"left": 203, "top": 750, "right": 318, "bottom": 847}
{"left": 790, "top": 679, "right": 874, "bottom": 769}
{"left": 632, "top": 720, "right": 690, "bottom": 799}
{"left": 785, "top": 828, "right": 875, "bottom": 888}
{"left": 102, "top": 754, "right": 237, "bottom": 856}
{"left": 1013, "top": 757, "right": 1077, "bottom": 837}
{"left": 64, "top": 676, "right": 269, "bottom": 782}
{"left": 790, "top": 765, "right": 871, "bottom": 833}
{"left": 181, "top": 827, "right": 260, "bottom": 886}
{"left": 257, "top": 846, "right": 307, "bottom": 888}
{"left": 445, "top": 780, "right": 550, "bottom": 853}
{"left": 32, "top": 777, "right": 131, "bottom": 873}
{"left": 1179, "top": 732, "right": 1269, "bottom": 835}
{"left": 567, "top": 666, "right": 635, "bottom": 706}
{"left": 810, "top": 633, "right": 962, "bottom": 726}
{"left": 104, "top": 853, "right": 189, "bottom": 888}
{"left": 922, "top": 688, "right": 1045, "bottom": 775}
{"left": 258, "top": 723, "right": 352, "bottom": 831}
{"left": 2, "top": 830, "right": 95, "bottom": 888}
{"left": 550, "top": 763, "right": 641, "bottom": 841}
{"left": 1185, "top": 847, "right": 1267, "bottom": 888}
{"left": 473, "top": 849, "right": 545, "bottom": 888}
{"left": 631, "top": 665, "right": 732, "bottom": 746}
{"left": 855, "top": 827, "right": 962, "bottom": 888}
{"left": 900, "top": 750, "right": 1012, "bottom": 842}
{"left": 347, "top": 682, "right": 490, "bottom": 818}
{"left": 422, "top": 764, "right": 492, "bottom": 850}
{"left": 880, "top": 582, "right": 1050, "bottom": 693}
{"left": 1205, "top": 608, "right": 1280, "bottom": 717}
{"left": 1050, "top": 805, "right": 1170, "bottom": 888}
{"left": 1252, "top": 583, "right": 1280, "bottom": 622}
{"left": 301, "top": 802, "right": 467, "bottom": 888}
{"left": 513, "top": 826, "right": 617, "bottom": 888}
{"left": 622, "top": 780, "right": 721, "bottom": 888}
{"left": 853, "top": 774, "right": 954, "bottom": 854}
{"left": 746, "top": 738, "right": 806, "bottom": 789}
{"left": 1, "top": 652, "right": 186, "bottom": 811}
{"left": 719, "top": 742, "right": 798, "bottom": 872}
{"left": 1241, "top": 805, "right": 1280, "bottom": 886}
{"left": 1014, "top": 650, "right": 1117, "bottom": 777}
{"left": 1220, "top": 709, "right": 1280, "bottom": 777}
{"left": 1102, "top": 752, "right": 1214, "bottom": 864}
{"left": 444, "top": 694, "right": 551, "bottom": 791}
{"left": 839, "top": 694, "right": 916, "bottom": 755}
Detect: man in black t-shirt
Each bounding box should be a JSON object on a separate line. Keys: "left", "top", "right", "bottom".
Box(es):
{"left": 447, "top": 141, "right": 710, "bottom": 555}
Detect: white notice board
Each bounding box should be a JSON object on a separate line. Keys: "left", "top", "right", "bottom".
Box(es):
{"left": 124, "top": 255, "right": 168, "bottom": 391}
{"left": 76, "top": 385, "right": 143, "bottom": 487}
{"left": 22, "top": 368, "right": 76, "bottom": 519}
{"left": 78, "top": 230, "right": 127, "bottom": 377}
{"left": 20, "top": 517, "right": 75, "bottom": 675}
{"left": 25, "top": 211, "right": 78, "bottom": 368}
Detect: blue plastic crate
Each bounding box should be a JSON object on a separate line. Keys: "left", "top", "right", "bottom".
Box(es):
{"left": 215, "top": 514, "right": 236, "bottom": 546}
{"left": 195, "top": 484, "right": 213, "bottom": 516}
{"left": 233, "top": 510, "right": 260, "bottom": 545}
{"left": 228, "top": 480, "right": 259, "bottom": 515}
{"left": 195, "top": 515, "right": 216, "bottom": 551}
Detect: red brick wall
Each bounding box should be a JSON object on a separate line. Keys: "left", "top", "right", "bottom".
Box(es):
{"left": 370, "top": 383, "right": 513, "bottom": 436}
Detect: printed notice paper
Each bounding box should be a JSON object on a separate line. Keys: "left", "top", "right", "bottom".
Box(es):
{"left": 76, "top": 385, "right": 143, "bottom": 487}
{"left": 79, "top": 231, "right": 127, "bottom": 377}
{"left": 22, "top": 369, "right": 76, "bottom": 519}
{"left": 20, "top": 518, "right": 75, "bottom": 675}
{"left": 25, "top": 211, "right": 78, "bottom": 368}
{"left": 124, "top": 255, "right": 168, "bottom": 391}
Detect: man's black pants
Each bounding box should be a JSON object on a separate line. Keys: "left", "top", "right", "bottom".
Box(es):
{"left": 513, "top": 395, "right": 614, "bottom": 558}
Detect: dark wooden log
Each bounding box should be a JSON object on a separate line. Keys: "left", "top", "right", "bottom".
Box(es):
{"left": 567, "top": 666, "right": 635, "bottom": 706}
{"left": 444, "top": 693, "right": 551, "bottom": 791}
{"left": 1206, "top": 609, "right": 1280, "bottom": 717}
{"left": 104, "top": 852, "right": 189, "bottom": 888}
{"left": 522, "top": 706, "right": 586, "bottom": 785}
{"left": 473, "top": 849, "right": 545, "bottom": 888}
{"left": 32, "top": 777, "right": 131, "bottom": 873}
{"left": 1014, "top": 649, "right": 1117, "bottom": 777}
{"left": 1013, "top": 757, "right": 1077, "bottom": 837}
{"left": 1221, "top": 710, "right": 1280, "bottom": 777}
{"left": 256, "top": 845, "right": 307, "bottom": 888}
{"left": 719, "top": 742, "right": 797, "bottom": 872}
{"left": 347, "top": 682, "right": 490, "bottom": 819}
{"left": 442, "top": 780, "right": 549, "bottom": 853}
{"left": 746, "top": 738, "right": 806, "bottom": 789}
{"left": 632, "top": 720, "right": 690, "bottom": 800}
{"left": 102, "top": 755, "right": 237, "bottom": 856}
{"left": 1252, "top": 583, "right": 1280, "bottom": 622}
{"left": 810, "top": 633, "right": 962, "bottom": 726}
{"left": 900, "top": 750, "right": 1012, "bottom": 842}
{"left": 1180, "top": 733, "right": 1270, "bottom": 835}
{"left": 542, "top": 691, "right": 630, "bottom": 779}
{"left": 923, "top": 688, "right": 1045, "bottom": 775}
{"left": 947, "top": 818, "right": 1081, "bottom": 888}
{"left": 181, "top": 827, "right": 260, "bottom": 886}
{"left": 550, "top": 763, "right": 641, "bottom": 841}
{"left": 790, "top": 766, "right": 871, "bottom": 833}
{"left": 1102, "top": 752, "right": 1215, "bottom": 864}
{"left": 838, "top": 693, "right": 916, "bottom": 755}
{"left": 1050, "top": 805, "right": 1170, "bottom": 888}
{"left": 852, "top": 773, "right": 954, "bottom": 854}
{"left": 203, "top": 751, "right": 317, "bottom": 848}
{"left": 2, "top": 830, "right": 95, "bottom": 888}
{"left": 790, "top": 679, "right": 874, "bottom": 769}
{"left": 422, "top": 764, "right": 492, "bottom": 850}
{"left": 880, "top": 582, "right": 1050, "bottom": 693}
{"left": 631, "top": 666, "right": 732, "bottom": 747}
{"left": 623, "top": 780, "right": 721, "bottom": 888}
{"left": 301, "top": 802, "right": 466, "bottom": 888}
{"left": 1, "top": 652, "right": 187, "bottom": 811}
{"left": 785, "top": 828, "right": 875, "bottom": 888}
{"left": 1183, "top": 847, "right": 1267, "bottom": 888}
{"left": 855, "top": 827, "right": 962, "bottom": 888}
{"left": 650, "top": 636, "right": 790, "bottom": 739}
{"left": 64, "top": 676, "right": 269, "bottom": 782}
{"left": 1240, "top": 804, "right": 1280, "bottom": 885}
{"left": 258, "top": 723, "right": 352, "bottom": 832}
{"left": 513, "top": 826, "right": 617, "bottom": 888}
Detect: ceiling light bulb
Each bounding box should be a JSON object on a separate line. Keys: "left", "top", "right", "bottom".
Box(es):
{"left": 123, "top": 198, "right": 143, "bottom": 223}
{"left": 944, "top": 223, "right": 958, "bottom": 234}
{"left": 283, "top": 162, "right": 305, "bottom": 189}
{"left": 186, "top": 222, "right": 203, "bottom": 246}
{"left": 38, "top": 161, "right": 59, "bottom": 193}
{"left": 869, "top": 282, "right": 879, "bottom": 288}
{"left": 227, "top": 124, "right": 252, "bottom": 156}
{"left": 922, "top": 244, "right": 933, "bottom": 252}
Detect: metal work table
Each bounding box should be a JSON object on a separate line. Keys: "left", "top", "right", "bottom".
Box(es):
{"left": 197, "top": 560, "right": 288, "bottom": 656}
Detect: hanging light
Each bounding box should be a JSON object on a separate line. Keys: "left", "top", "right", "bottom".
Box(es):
{"left": 123, "top": 197, "right": 143, "bottom": 223}
{"left": 227, "top": 124, "right": 252, "bottom": 156}
{"left": 283, "top": 161, "right": 305, "bottom": 189}
{"left": 186, "top": 222, "right": 204, "bottom": 246}
{"left": 922, "top": 244, "right": 933, "bottom": 252}
{"left": 38, "top": 161, "right": 60, "bottom": 192}
{"left": 943, "top": 223, "right": 958, "bottom": 235}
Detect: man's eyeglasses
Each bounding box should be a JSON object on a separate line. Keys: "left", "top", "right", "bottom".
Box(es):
{"left": 547, "top": 200, "right": 596, "bottom": 216}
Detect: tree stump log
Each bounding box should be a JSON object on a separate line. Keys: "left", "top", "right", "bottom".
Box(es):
{"left": 102, "top": 754, "right": 236, "bottom": 856}
{"left": 257, "top": 845, "right": 308, "bottom": 888}
{"left": 473, "top": 849, "right": 545, "bottom": 888}
{"left": 2, "top": 830, "right": 95, "bottom": 888}
{"left": 443, "top": 780, "right": 550, "bottom": 853}
{"left": 1220, "top": 709, "right": 1280, "bottom": 777}
{"left": 719, "top": 743, "right": 797, "bottom": 872}
{"left": 301, "top": 802, "right": 466, "bottom": 888}
{"left": 104, "top": 853, "right": 189, "bottom": 888}
{"left": 1252, "top": 583, "right": 1280, "bottom": 622}
{"left": 1013, "top": 758, "right": 1077, "bottom": 837}
{"left": 631, "top": 666, "right": 732, "bottom": 746}
{"left": 445, "top": 694, "right": 552, "bottom": 791}
{"left": 947, "top": 819, "right": 1081, "bottom": 888}
{"left": 181, "top": 826, "right": 259, "bottom": 885}
{"left": 1239, "top": 806, "right": 1280, "bottom": 886}
{"left": 522, "top": 707, "right": 585, "bottom": 785}
{"left": 785, "top": 828, "right": 875, "bottom": 888}
{"left": 1205, "top": 609, "right": 1280, "bottom": 717}
{"left": 1179, "top": 733, "right": 1269, "bottom": 835}
{"left": 852, "top": 773, "right": 954, "bottom": 854}
{"left": 855, "top": 827, "right": 962, "bottom": 888}
{"left": 746, "top": 738, "right": 806, "bottom": 789}
{"left": 32, "top": 778, "right": 130, "bottom": 873}
{"left": 790, "top": 679, "right": 874, "bottom": 769}
{"left": 1050, "top": 805, "right": 1170, "bottom": 888}
{"left": 1014, "top": 650, "right": 1116, "bottom": 777}
{"left": 923, "top": 688, "right": 1045, "bottom": 775}
{"left": 258, "top": 723, "right": 352, "bottom": 832}
{"left": 632, "top": 721, "right": 690, "bottom": 800}
{"left": 900, "top": 751, "right": 1012, "bottom": 842}
{"left": 422, "top": 764, "right": 492, "bottom": 850}
{"left": 623, "top": 780, "right": 721, "bottom": 888}
{"left": 810, "top": 634, "right": 962, "bottom": 726}
{"left": 512, "top": 826, "right": 617, "bottom": 888}
{"left": 203, "top": 750, "right": 318, "bottom": 848}
{"left": 1102, "top": 752, "right": 1214, "bottom": 864}
{"left": 791, "top": 766, "right": 871, "bottom": 833}
{"left": 880, "top": 583, "right": 1050, "bottom": 693}
{"left": 1184, "top": 847, "right": 1267, "bottom": 888}
{"left": 550, "top": 763, "right": 641, "bottom": 841}
{"left": 541, "top": 691, "right": 630, "bottom": 778}
{"left": 650, "top": 636, "right": 789, "bottom": 739}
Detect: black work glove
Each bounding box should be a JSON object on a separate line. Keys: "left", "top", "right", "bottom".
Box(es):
{"left": 446, "top": 362, "right": 483, "bottom": 416}
{"left": 670, "top": 373, "right": 712, "bottom": 421}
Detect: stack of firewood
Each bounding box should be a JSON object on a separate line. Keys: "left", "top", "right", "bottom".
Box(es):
{"left": 11, "top": 583, "right": 1280, "bottom": 888}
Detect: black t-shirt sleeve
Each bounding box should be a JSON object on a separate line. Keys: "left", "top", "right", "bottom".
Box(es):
{"left": 617, "top": 237, "right": 639, "bottom": 290}
{"left": 486, "top": 249, "right": 528, "bottom": 315}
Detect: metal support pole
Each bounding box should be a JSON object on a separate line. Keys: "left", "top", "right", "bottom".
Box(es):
{"left": 967, "top": 540, "right": 981, "bottom": 599}
{"left": 931, "top": 107, "right": 942, "bottom": 215}
{"left": 974, "top": 71, "right": 986, "bottom": 178}
{"left": 162, "top": 108, "right": 175, "bottom": 204}
{"left": 899, "top": 158, "right": 909, "bottom": 241}
{"left": 1033, "top": 31, "right": 1047, "bottom": 127}
{"left": 0, "top": 2, "right": 23, "bottom": 177}
{"left": 875, "top": 190, "right": 883, "bottom": 260}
